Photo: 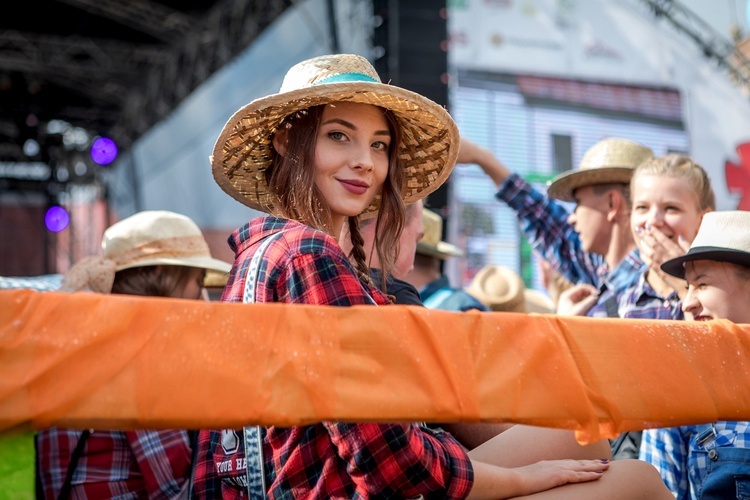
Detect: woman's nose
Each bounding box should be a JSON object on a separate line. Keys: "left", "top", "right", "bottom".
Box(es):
{"left": 352, "top": 146, "right": 375, "bottom": 171}
{"left": 682, "top": 287, "right": 698, "bottom": 314}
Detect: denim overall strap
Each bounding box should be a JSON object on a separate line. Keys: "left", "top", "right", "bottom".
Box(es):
{"left": 241, "top": 231, "right": 286, "bottom": 500}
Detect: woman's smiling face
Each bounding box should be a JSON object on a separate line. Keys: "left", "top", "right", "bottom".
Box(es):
{"left": 313, "top": 101, "right": 391, "bottom": 234}
{"left": 682, "top": 260, "right": 750, "bottom": 323}
{"left": 630, "top": 174, "right": 705, "bottom": 260}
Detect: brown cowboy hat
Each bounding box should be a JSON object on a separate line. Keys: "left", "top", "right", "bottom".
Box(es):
{"left": 211, "top": 53, "right": 460, "bottom": 216}
{"left": 546, "top": 138, "right": 653, "bottom": 202}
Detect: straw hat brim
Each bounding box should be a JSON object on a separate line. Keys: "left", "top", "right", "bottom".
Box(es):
{"left": 417, "top": 240, "right": 464, "bottom": 259}
{"left": 465, "top": 266, "right": 526, "bottom": 313}
{"left": 546, "top": 167, "right": 634, "bottom": 202}
{"left": 212, "top": 81, "right": 459, "bottom": 215}
{"left": 116, "top": 256, "right": 232, "bottom": 274}
{"left": 661, "top": 247, "right": 750, "bottom": 279}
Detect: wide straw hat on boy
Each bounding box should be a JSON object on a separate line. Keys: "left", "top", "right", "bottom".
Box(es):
{"left": 416, "top": 208, "right": 463, "bottom": 259}
{"left": 661, "top": 210, "right": 750, "bottom": 279}
{"left": 211, "top": 53, "right": 460, "bottom": 215}
{"left": 61, "top": 210, "right": 232, "bottom": 293}
{"left": 546, "top": 138, "right": 654, "bottom": 202}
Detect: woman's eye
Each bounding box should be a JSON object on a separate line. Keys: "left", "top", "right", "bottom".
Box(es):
{"left": 372, "top": 141, "right": 389, "bottom": 150}
{"left": 328, "top": 131, "right": 346, "bottom": 141}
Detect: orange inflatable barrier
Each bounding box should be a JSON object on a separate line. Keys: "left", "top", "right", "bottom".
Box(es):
{"left": 2, "top": 288, "right": 750, "bottom": 444}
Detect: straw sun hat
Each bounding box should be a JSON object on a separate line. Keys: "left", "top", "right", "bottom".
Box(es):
{"left": 61, "top": 210, "right": 232, "bottom": 293}
{"left": 416, "top": 208, "right": 463, "bottom": 259}
{"left": 211, "top": 53, "right": 460, "bottom": 215}
{"left": 546, "top": 138, "right": 654, "bottom": 202}
{"left": 466, "top": 264, "right": 555, "bottom": 314}
{"left": 661, "top": 210, "right": 750, "bottom": 279}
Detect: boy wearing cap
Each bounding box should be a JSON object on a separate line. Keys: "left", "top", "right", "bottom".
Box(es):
{"left": 457, "top": 136, "right": 652, "bottom": 317}
{"left": 640, "top": 210, "right": 750, "bottom": 499}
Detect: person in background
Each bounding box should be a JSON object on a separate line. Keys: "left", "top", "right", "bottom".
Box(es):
{"left": 35, "top": 210, "right": 232, "bottom": 499}
{"left": 403, "top": 207, "right": 489, "bottom": 311}
{"left": 457, "top": 135, "right": 652, "bottom": 318}
{"left": 642, "top": 210, "right": 750, "bottom": 499}
{"left": 341, "top": 199, "right": 425, "bottom": 305}
{"left": 558, "top": 153, "right": 716, "bottom": 460}
{"left": 562, "top": 153, "right": 715, "bottom": 320}
{"left": 191, "top": 52, "right": 671, "bottom": 499}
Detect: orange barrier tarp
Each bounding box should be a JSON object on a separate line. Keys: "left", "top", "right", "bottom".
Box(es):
{"left": 2, "top": 288, "right": 749, "bottom": 444}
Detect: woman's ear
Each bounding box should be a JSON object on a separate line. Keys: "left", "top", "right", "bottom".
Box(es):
{"left": 272, "top": 129, "right": 288, "bottom": 157}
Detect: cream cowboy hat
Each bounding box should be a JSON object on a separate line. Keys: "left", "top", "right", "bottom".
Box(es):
{"left": 661, "top": 210, "right": 750, "bottom": 279}
{"left": 211, "top": 53, "right": 459, "bottom": 215}
{"left": 546, "top": 138, "right": 654, "bottom": 202}
{"left": 416, "top": 208, "right": 463, "bottom": 259}
{"left": 61, "top": 210, "right": 232, "bottom": 293}
{"left": 465, "top": 265, "right": 526, "bottom": 313}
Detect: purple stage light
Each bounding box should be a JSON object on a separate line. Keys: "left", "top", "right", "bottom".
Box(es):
{"left": 45, "top": 206, "right": 70, "bottom": 232}
{"left": 90, "top": 137, "right": 118, "bottom": 165}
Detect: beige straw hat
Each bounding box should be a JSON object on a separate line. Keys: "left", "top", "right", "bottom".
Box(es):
{"left": 61, "top": 210, "right": 231, "bottom": 293}
{"left": 416, "top": 208, "right": 463, "bottom": 259}
{"left": 546, "top": 138, "right": 653, "bottom": 202}
{"left": 465, "top": 265, "right": 525, "bottom": 313}
{"left": 211, "top": 53, "right": 459, "bottom": 215}
{"left": 661, "top": 210, "right": 750, "bottom": 279}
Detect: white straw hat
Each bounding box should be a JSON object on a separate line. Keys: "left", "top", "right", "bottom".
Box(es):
{"left": 661, "top": 210, "right": 750, "bottom": 279}
{"left": 546, "top": 138, "right": 653, "bottom": 202}
{"left": 211, "top": 53, "right": 459, "bottom": 215}
{"left": 61, "top": 210, "right": 231, "bottom": 293}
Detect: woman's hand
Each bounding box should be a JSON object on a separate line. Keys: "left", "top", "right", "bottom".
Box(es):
{"left": 636, "top": 225, "right": 691, "bottom": 298}
{"left": 556, "top": 284, "right": 599, "bottom": 316}
{"left": 467, "top": 458, "right": 610, "bottom": 499}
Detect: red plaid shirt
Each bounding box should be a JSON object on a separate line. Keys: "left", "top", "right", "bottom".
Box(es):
{"left": 36, "top": 428, "right": 192, "bottom": 499}
{"left": 191, "top": 216, "right": 474, "bottom": 499}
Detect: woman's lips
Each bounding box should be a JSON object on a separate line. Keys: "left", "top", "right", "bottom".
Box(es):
{"left": 339, "top": 179, "right": 368, "bottom": 195}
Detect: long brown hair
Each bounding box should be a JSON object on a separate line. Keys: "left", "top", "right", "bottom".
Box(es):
{"left": 265, "top": 103, "right": 405, "bottom": 288}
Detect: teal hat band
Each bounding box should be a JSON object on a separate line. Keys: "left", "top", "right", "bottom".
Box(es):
{"left": 316, "top": 72, "right": 378, "bottom": 85}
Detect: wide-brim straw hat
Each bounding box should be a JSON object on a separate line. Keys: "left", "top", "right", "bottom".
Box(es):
{"left": 661, "top": 210, "right": 750, "bottom": 279}
{"left": 211, "top": 53, "right": 459, "bottom": 215}
{"left": 416, "top": 208, "right": 463, "bottom": 259}
{"left": 546, "top": 138, "right": 654, "bottom": 202}
{"left": 103, "top": 211, "right": 232, "bottom": 273}
{"left": 465, "top": 265, "right": 525, "bottom": 313}
{"left": 61, "top": 210, "right": 231, "bottom": 294}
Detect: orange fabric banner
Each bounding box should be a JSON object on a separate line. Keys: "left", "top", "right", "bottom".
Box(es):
{"left": 2, "top": 289, "right": 749, "bottom": 444}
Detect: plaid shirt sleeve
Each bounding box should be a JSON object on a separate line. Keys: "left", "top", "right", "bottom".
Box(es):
{"left": 640, "top": 427, "right": 688, "bottom": 498}
{"left": 325, "top": 423, "right": 473, "bottom": 498}
{"left": 126, "top": 430, "right": 192, "bottom": 499}
{"left": 496, "top": 173, "right": 604, "bottom": 287}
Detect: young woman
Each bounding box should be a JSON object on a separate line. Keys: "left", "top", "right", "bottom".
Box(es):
{"left": 642, "top": 210, "right": 750, "bottom": 498}
{"left": 193, "top": 53, "right": 671, "bottom": 499}
{"left": 618, "top": 153, "right": 715, "bottom": 320}
{"left": 36, "top": 210, "right": 232, "bottom": 499}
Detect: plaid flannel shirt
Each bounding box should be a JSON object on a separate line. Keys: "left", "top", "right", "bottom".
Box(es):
{"left": 191, "top": 216, "right": 473, "bottom": 499}
{"left": 616, "top": 271, "right": 683, "bottom": 320}
{"left": 496, "top": 173, "right": 645, "bottom": 317}
{"left": 36, "top": 428, "right": 191, "bottom": 499}
{"left": 640, "top": 422, "right": 750, "bottom": 499}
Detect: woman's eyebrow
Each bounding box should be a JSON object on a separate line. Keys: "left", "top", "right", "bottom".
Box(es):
{"left": 321, "top": 118, "right": 390, "bottom": 136}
